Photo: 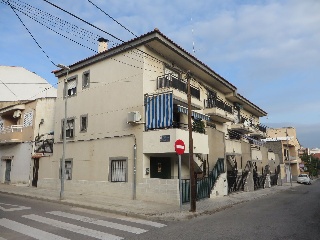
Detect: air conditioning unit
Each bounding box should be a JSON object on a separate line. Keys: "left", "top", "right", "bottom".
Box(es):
{"left": 127, "top": 111, "right": 141, "bottom": 123}
{"left": 13, "top": 110, "right": 22, "bottom": 118}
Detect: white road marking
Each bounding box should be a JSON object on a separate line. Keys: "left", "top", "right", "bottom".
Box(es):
{"left": 117, "top": 216, "right": 167, "bottom": 228}
{"left": 0, "top": 202, "right": 31, "bottom": 212}
{"left": 22, "top": 214, "right": 123, "bottom": 240}
{"left": 48, "top": 211, "right": 147, "bottom": 234}
{"left": 0, "top": 218, "right": 69, "bottom": 240}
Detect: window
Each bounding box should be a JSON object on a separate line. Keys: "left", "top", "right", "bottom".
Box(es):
{"left": 0, "top": 120, "right": 3, "bottom": 131}
{"left": 80, "top": 114, "right": 88, "bottom": 132}
{"left": 65, "top": 76, "right": 77, "bottom": 97}
{"left": 23, "top": 111, "right": 33, "bottom": 127}
{"left": 65, "top": 160, "right": 73, "bottom": 180}
{"left": 60, "top": 159, "right": 73, "bottom": 180}
{"left": 61, "top": 118, "right": 75, "bottom": 139}
{"left": 109, "top": 158, "right": 127, "bottom": 182}
{"left": 82, "top": 70, "right": 90, "bottom": 89}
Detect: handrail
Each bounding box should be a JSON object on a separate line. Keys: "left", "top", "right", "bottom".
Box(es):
{"left": 181, "top": 158, "right": 224, "bottom": 203}
{"left": 204, "top": 97, "right": 233, "bottom": 114}
{"left": 157, "top": 74, "right": 200, "bottom": 99}
{"left": 0, "top": 125, "right": 23, "bottom": 134}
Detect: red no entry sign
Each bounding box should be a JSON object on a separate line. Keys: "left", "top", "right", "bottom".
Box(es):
{"left": 175, "top": 139, "right": 185, "bottom": 155}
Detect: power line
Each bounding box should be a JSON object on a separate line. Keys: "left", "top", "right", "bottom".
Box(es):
{"left": 5, "top": 0, "right": 56, "bottom": 67}
{"left": 42, "top": 0, "right": 170, "bottom": 67}
{"left": 3, "top": 0, "right": 165, "bottom": 71}
{"left": 0, "top": 79, "right": 18, "bottom": 100}
{"left": 87, "top": 0, "right": 137, "bottom": 37}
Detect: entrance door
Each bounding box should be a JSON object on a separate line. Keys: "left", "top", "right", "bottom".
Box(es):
{"left": 32, "top": 158, "right": 39, "bottom": 187}
{"left": 150, "top": 157, "right": 171, "bottom": 179}
{"left": 5, "top": 160, "right": 11, "bottom": 183}
{"left": 285, "top": 165, "right": 291, "bottom": 182}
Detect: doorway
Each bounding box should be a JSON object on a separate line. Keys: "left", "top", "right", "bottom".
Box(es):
{"left": 32, "top": 158, "right": 39, "bottom": 187}
{"left": 150, "top": 157, "right": 171, "bottom": 179}
{"left": 5, "top": 160, "right": 11, "bottom": 183}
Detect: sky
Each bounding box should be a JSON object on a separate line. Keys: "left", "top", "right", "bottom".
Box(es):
{"left": 0, "top": 0, "right": 319, "bottom": 148}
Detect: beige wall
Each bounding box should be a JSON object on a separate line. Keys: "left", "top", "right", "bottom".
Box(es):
{"left": 241, "top": 141, "right": 251, "bottom": 166}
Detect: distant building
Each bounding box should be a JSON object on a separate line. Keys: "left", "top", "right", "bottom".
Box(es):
{"left": 265, "top": 127, "right": 302, "bottom": 182}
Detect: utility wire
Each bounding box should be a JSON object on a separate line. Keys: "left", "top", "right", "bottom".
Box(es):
{"left": 0, "top": 79, "right": 18, "bottom": 100}
{"left": 5, "top": 0, "right": 56, "bottom": 67}
{"left": 87, "top": 0, "right": 137, "bottom": 37}
{"left": 42, "top": 0, "right": 167, "bottom": 66}
{"left": 3, "top": 0, "right": 164, "bottom": 70}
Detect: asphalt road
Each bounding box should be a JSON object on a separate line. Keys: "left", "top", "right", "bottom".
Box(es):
{"left": 130, "top": 180, "right": 320, "bottom": 240}
{"left": 0, "top": 193, "right": 167, "bottom": 240}
{"left": 1, "top": 181, "right": 319, "bottom": 240}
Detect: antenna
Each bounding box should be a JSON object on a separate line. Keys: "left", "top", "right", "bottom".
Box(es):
{"left": 191, "top": 17, "right": 195, "bottom": 55}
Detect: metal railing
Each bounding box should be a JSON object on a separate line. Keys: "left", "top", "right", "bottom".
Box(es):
{"left": 0, "top": 125, "right": 23, "bottom": 134}
{"left": 254, "top": 175, "right": 266, "bottom": 190}
{"left": 228, "top": 171, "right": 249, "bottom": 193}
{"left": 204, "top": 98, "right": 233, "bottom": 114}
{"left": 157, "top": 74, "right": 200, "bottom": 99}
{"left": 270, "top": 174, "right": 278, "bottom": 186}
{"left": 182, "top": 158, "right": 224, "bottom": 203}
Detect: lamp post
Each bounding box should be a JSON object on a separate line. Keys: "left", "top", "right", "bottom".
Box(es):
{"left": 286, "top": 129, "right": 292, "bottom": 186}
{"left": 186, "top": 70, "right": 196, "bottom": 212}
{"left": 57, "top": 64, "right": 70, "bottom": 200}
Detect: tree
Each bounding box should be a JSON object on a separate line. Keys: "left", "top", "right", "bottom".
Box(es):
{"left": 192, "top": 118, "right": 205, "bottom": 134}
{"left": 301, "top": 154, "right": 319, "bottom": 177}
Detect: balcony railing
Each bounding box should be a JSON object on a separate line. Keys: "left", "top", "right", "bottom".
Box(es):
{"left": 0, "top": 125, "right": 23, "bottom": 134}
{"left": 157, "top": 74, "right": 200, "bottom": 99}
{"left": 204, "top": 97, "right": 233, "bottom": 114}
{"left": 238, "top": 116, "right": 267, "bottom": 134}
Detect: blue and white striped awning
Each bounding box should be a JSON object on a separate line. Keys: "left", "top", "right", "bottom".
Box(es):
{"left": 145, "top": 92, "right": 173, "bottom": 130}
{"left": 177, "top": 105, "right": 211, "bottom": 121}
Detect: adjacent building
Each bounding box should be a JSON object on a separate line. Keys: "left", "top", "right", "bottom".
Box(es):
{"left": 0, "top": 66, "right": 56, "bottom": 185}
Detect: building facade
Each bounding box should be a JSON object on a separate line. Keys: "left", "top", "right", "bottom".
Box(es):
{"left": 0, "top": 66, "right": 56, "bottom": 185}
{"left": 37, "top": 29, "right": 272, "bottom": 205}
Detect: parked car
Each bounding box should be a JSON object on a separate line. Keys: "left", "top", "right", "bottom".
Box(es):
{"left": 297, "top": 174, "right": 311, "bottom": 185}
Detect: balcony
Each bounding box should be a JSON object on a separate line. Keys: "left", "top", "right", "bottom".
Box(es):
{"left": 203, "top": 98, "right": 234, "bottom": 123}
{"left": 157, "top": 74, "right": 202, "bottom": 108}
{"left": 252, "top": 148, "right": 262, "bottom": 161}
{"left": 0, "top": 125, "right": 23, "bottom": 144}
{"left": 143, "top": 128, "right": 208, "bottom": 154}
{"left": 225, "top": 139, "right": 242, "bottom": 155}
{"left": 284, "top": 156, "right": 299, "bottom": 164}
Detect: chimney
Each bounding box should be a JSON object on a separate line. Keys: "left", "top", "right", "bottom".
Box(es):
{"left": 98, "top": 37, "right": 109, "bottom": 53}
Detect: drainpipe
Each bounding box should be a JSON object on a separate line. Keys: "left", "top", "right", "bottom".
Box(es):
{"left": 133, "top": 143, "right": 137, "bottom": 200}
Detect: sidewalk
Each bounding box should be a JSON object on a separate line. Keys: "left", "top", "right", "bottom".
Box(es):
{"left": 0, "top": 182, "right": 303, "bottom": 221}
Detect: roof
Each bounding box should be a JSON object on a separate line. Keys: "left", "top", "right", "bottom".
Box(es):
{"left": 312, "top": 153, "right": 320, "bottom": 159}
{"left": 54, "top": 29, "right": 266, "bottom": 115}
{"left": 0, "top": 66, "right": 56, "bottom": 101}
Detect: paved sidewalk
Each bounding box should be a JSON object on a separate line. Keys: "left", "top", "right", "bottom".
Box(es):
{"left": 0, "top": 181, "right": 304, "bottom": 221}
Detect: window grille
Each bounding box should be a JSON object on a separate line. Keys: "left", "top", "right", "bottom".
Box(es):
{"left": 65, "top": 160, "right": 72, "bottom": 180}
{"left": 62, "top": 118, "right": 75, "bottom": 138}
{"left": 23, "top": 111, "right": 33, "bottom": 127}
{"left": 66, "top": 119, "right": 74, "bottom": 138}
{"left": 0, "top": 120, "right": 3, "bottom": 130}
{"left": 111, "top": 160, "right": 126, "bottom": 182}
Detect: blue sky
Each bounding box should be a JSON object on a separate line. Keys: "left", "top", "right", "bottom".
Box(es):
{"left": 1, "top": 0, "right": 319, "bottom": 148}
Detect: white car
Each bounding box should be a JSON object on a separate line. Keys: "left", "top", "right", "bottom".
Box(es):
{"left": 297, "top": 174, "right": 311, "bottom": 185}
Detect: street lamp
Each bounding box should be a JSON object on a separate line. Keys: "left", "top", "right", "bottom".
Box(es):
{"left": 286, "top": 129, "right": 292, "bottom": 186}
{"left": 57, "top": 64, "right": 70, "bottom": 200}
